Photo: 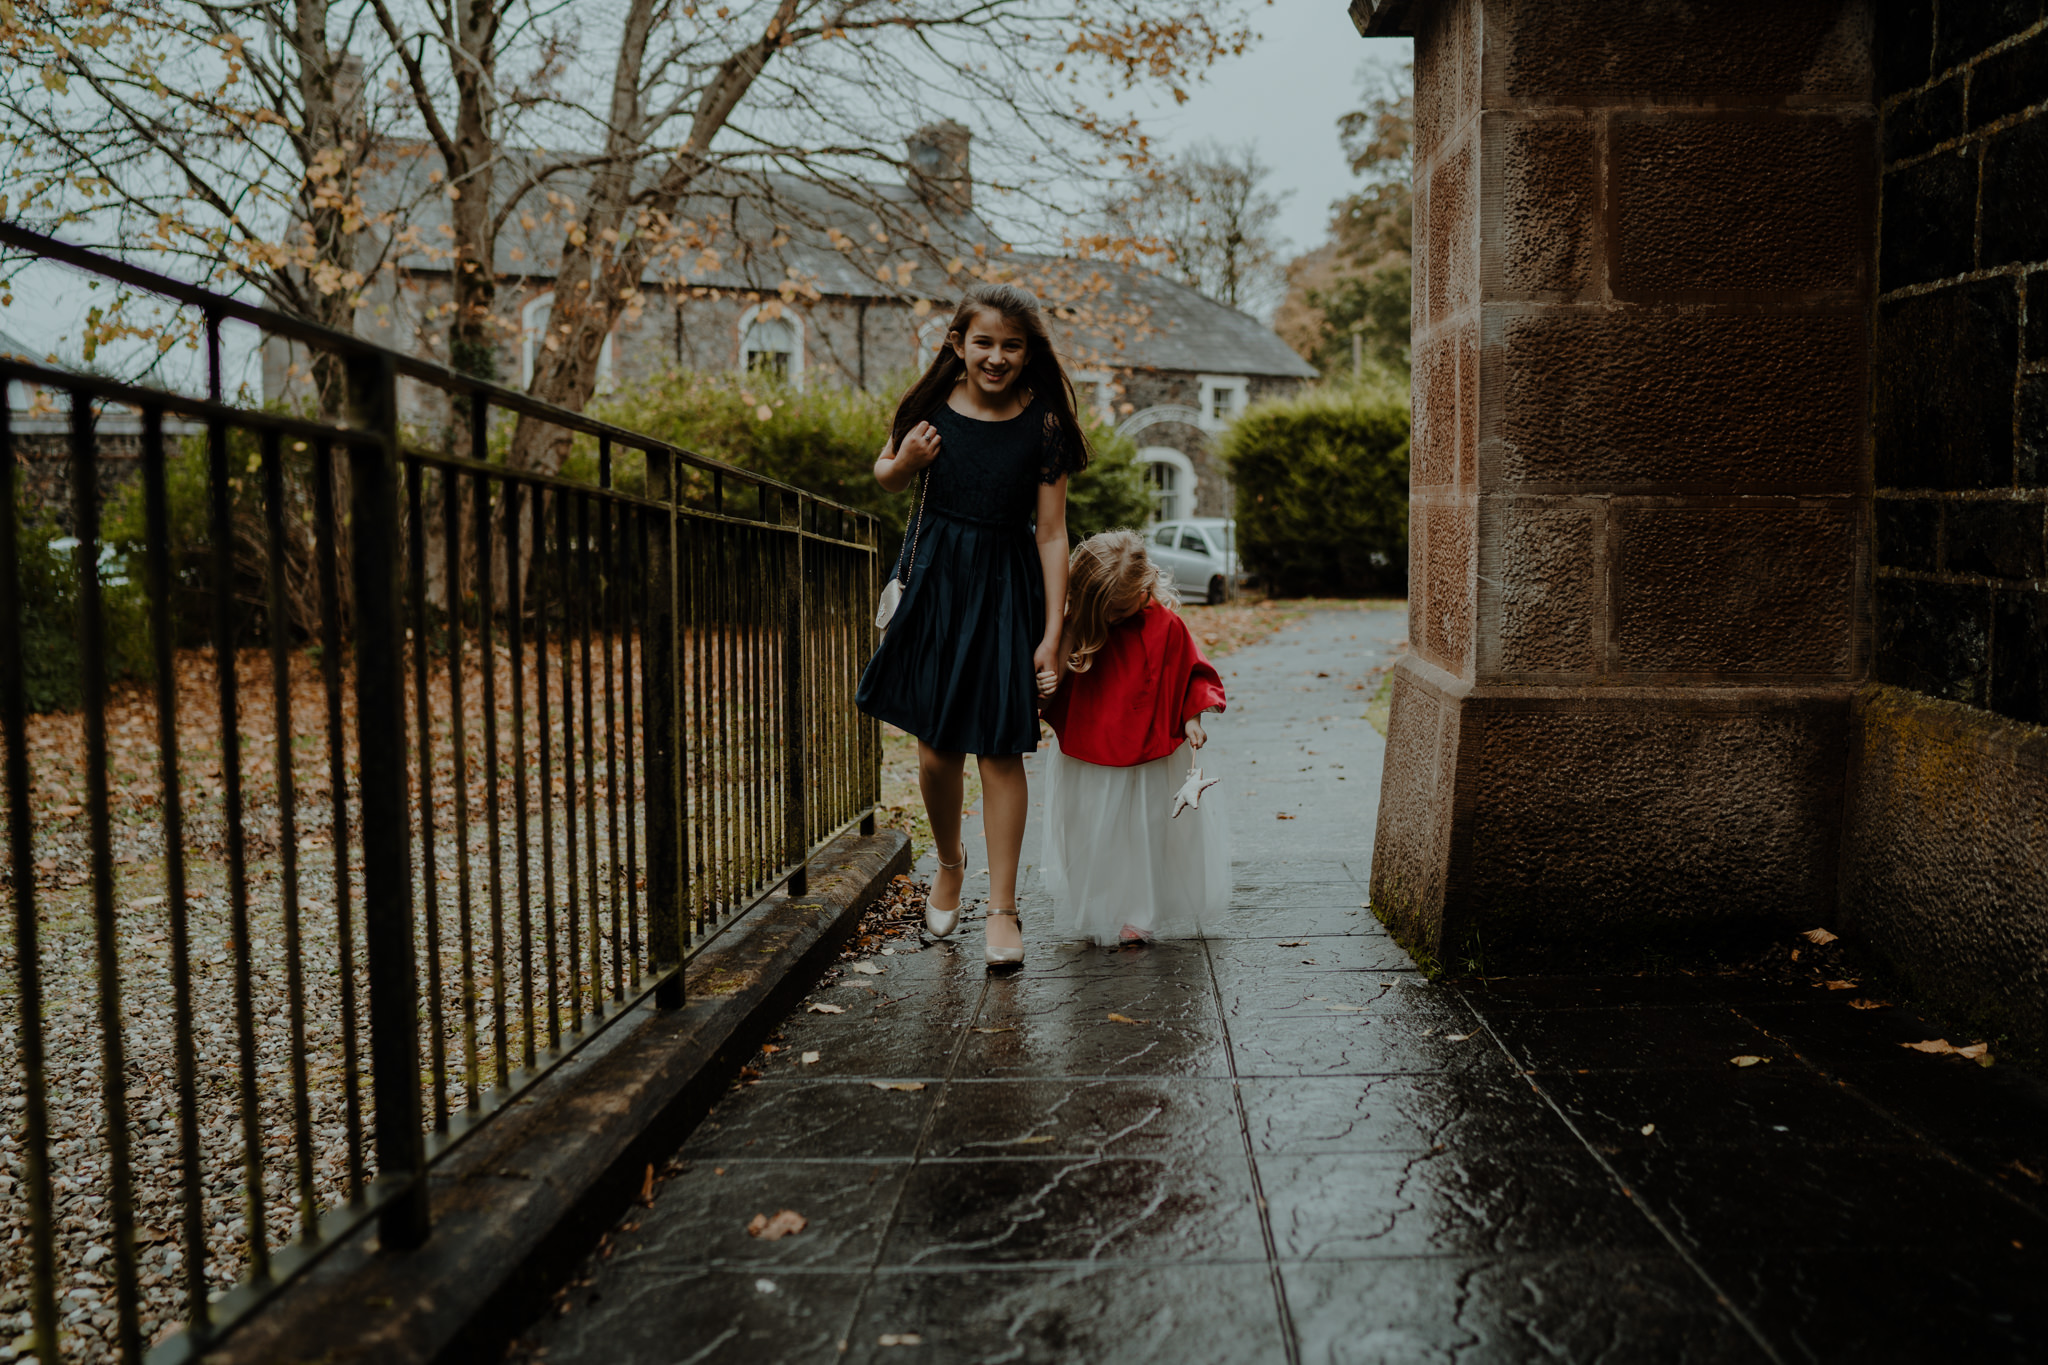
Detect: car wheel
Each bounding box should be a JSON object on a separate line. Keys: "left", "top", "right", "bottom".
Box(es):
{"left": 1207, "top": 574, "right": 1227, "bottom": 605}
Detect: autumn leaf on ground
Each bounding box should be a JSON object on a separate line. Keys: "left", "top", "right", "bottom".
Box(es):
{"left": 1902, "top": 1039, "right": 1956, "bottom": 1054}
{"left": 1730, "top": 1055, "right": 1770, "bottom": 1068}
{"left": 878, "top": 1335, "right": 923, "bottom": 1348}
{"left": 640, "top": 1164, "right": 655, "bottom": 1205}
{"left": 1443, "top": 1031, "right": 1475, "bottom": 1043}
{"left": 807, "top": 1003, "right": 846, "bottom": 1014}
{"left": 1106, "top": 1012, "right": 1145, "bottom": 1024}
{"left": 850, "top": 961, "right": 884, "bottom": 975}
{"left": 1802, "top": 928, "right": 1840, "bottom": 945}
{"left": 870, "top": 1081, "right": 926, "bottom": 1091}
{"left": 1847, "top": 998, "right": 1890, "bottom": 1010}
{"left": 1276, "top": 940, "right": 1307, "bottom": 947}
{"left": 801, "top": 1051, "right": 820, "bottom": 1064}
{"left": 971, "top": 1025, "right": 1014, "bottom": 1034}
{"left": 1823, "top": 980, "right": 1858, "bottom": 990}
{"left": 1275, "top": 812, "right": 1296, "bottom": 820}
{"left": 1903, "top": 1039, "right": 1992, "bottom": 1062}
{"left": 746, "top": 1209, "right": 807, "bottom": 1241}
{"left": 1640, "top": 1124, "right": 1656, "bottom": 1136}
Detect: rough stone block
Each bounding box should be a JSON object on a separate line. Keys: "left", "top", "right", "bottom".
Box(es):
{"left": 2022, "top": 375, "right": 2048, "bottom": 485}
{"left": 2027, "top": 270, "right": 2048, "bottom": 362}
{"left": 1883, "top": 75, "right": 1964, "bottom": 159}
{"left": 1426, "top": 138, "right": 1476, "bottom": 327}
{"left": 1414, "top": 0, "right": 1477, "bottom": 167}
{"left": 1874, "top": 279, "right": 2020, "bottom": 490}
{"left": 1875, "top": 576, "right": 1992, "bottom": 705}
{"left": 1495, "top": 503, "right": 1598, "bottom": 674}
{"left": 1412, "top": 329, "right": 1458, "bottom": 488}
{"left": 1488, "top": 114, "right": 1595, "bottom": 294}
{"left": 1935, "top": 0, "right": 2044, "bottom": 72}
{"left": 1840, "top": 684, "right": 2048, "bottom": 1061}
{"left": 1612, "top": 504, "right": 1856, "bottom": 675}
{"left": 1497, "top": 0, "right": 1870, "bottom": 99}
{"left": 1421, "top": 500, "right": 1473, "bottom": 674}
{"left": 1495, "top": 312, "right": 1862, "bottom": 491}
{"left": 1944, "top": 499, "right": 2047, "bottom": 580}
{"left": 1458, "top": 322, "right": 1477, "bottom": 485}
{"left": 1368, "top": 664, "right": 1455, "bottom": 950}
{"left": 1613, "top": 113, "right": 1871, "bottom": 298}
{"left": 1970, "top": 25, "right": 2048, "bottom": 128}
{"left": 1875, "top": 496, "right": 1939, "bottom": 572}
{"left": 1877, "top": 0, "right": 1935, "bottom": 97}
{"left": 1461, "top": 698, "right": 1850, "bottom": 947}
{"left": 1879, "top": 152, "right": 1977, "bottom": 290}
{"left": 1992, "top": 587, "right": 2048, "bottom": 724}
{"left": 1981, "top": 113, "right": 2048, "bottom": 267}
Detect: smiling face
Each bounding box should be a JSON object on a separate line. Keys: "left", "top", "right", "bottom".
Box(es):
{"left": 950, "top": 307, "right": 1030, "bottom": 399}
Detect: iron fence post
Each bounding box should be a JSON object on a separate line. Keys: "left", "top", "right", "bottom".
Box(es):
{"left": 646, "top": 451, "right": 684, "bottom": 1006}
{"left": 345, "top": 351, "right": 432, "bottom": 1249}
{"left": 783, "top": 490, "right": 808, "bottom": 896}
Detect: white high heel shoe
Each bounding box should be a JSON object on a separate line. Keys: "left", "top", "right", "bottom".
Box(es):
{"left": 984, "top": 907, "right": 1024, "bottom": 967}
{"left": 925, "top": 852, "right": 969, "bottom": 939}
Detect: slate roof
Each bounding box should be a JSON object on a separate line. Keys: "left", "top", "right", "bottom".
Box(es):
{"left": 357, "top": 148, "right": 1314, "bottom": 380}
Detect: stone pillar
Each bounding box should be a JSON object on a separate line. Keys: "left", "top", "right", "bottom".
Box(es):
{"left": 1359, "top": 0, "right": 1877, "bottom": 968}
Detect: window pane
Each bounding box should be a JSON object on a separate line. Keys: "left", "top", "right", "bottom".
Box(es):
{"left": 1180, "top": 529, "right": 1208, "bottom": 553}
{"left": 1153, "top": 525, "right": 1177, "bottom": 546}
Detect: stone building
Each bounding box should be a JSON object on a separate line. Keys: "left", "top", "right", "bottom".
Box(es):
{"left": 1352, "top": 0, "right": 2047, "bottom": 1055}
{"left": 266, "top": 126, "right": 1313, "bottom": 520}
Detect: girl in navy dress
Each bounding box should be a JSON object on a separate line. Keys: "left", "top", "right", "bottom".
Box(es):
{"left": 856, "top": 283, "right": 1091, "bottom": 966}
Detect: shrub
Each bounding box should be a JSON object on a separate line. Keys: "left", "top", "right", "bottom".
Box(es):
{"left": 11, "top": 498, "right": 154, "bottom": 713}
{"left": 582, "top": 370, "right": 1152, "bottom": 558}
{"left": 1221, "top": 374, "right": 1411, "bottom": 597}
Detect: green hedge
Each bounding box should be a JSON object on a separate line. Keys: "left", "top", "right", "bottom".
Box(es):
{"left": 10, "top": 499, "right": 154, "bottom": 713}
{"left": 583, "top": 371, "right": 1151, "bottom": 560}
{"left": 1221, "top": 377, "right": 1411, "bottom": 597}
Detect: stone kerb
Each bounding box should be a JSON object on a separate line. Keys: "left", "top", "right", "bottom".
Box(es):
{"left": 1373, "top": 0, "right": 1877, "bottom": 965}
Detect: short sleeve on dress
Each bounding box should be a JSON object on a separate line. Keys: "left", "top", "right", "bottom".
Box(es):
{"left": 1038, "top": 409, "right": 1077, "bottom": 485}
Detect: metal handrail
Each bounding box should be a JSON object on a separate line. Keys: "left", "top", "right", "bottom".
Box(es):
{"left": 0, "top": 228, "right": 883, "bottom": 1365}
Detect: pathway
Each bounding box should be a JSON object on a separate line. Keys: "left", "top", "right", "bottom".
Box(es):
{"left": 515, "top": 609, "right": 2048, "bottom": 1364}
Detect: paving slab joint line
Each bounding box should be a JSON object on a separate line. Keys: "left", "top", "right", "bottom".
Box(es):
{"left": 201, "top": 828, "right": 911, "bottom": 1365}
{"left": 1457, "top": 983, "right": 1790, "bottom": 1365}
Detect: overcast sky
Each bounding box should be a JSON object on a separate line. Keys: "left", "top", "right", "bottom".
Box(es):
{"left": 1125, "top": 6, "right": 1413, "bottom": 264}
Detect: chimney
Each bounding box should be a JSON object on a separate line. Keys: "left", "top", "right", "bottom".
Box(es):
{"left": 907, "top": 121, "right": 973, "bottom": 214}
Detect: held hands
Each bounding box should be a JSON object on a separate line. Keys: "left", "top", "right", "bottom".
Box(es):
{"left": 1032, "top": 640, "right": 1063, "bottom": 698}
{"left": 897, "top": 421, "right": 941, "bottom": 472}
{"left": 1184, "top": 717, "right": 1207, "bottom": 750}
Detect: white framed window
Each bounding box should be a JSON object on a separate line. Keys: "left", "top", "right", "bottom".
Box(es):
{"left": 1197, "top": 374, "right": 1249, "bottom": 431}
{"left": 1138, "top": 446, "right": 1195, "bottom": 523}
{"left": 915, "top": 317, "right": 951, "bottom": 370}
{"left": 737, "top": 304, "right": 805, "bottom": 388}
{"left": 1069, "top": 368, "right": 1115, "bottom": 424}
{"left": 521, "top": 292, "right": 614, "bottom": 392}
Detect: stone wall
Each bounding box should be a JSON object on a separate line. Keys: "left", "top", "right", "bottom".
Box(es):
{"left": 1839, "top": 3, "right": 2048, "bottom": 1058}
{"left": 1371, "top": 0, "right": 1875, "bottom": 965}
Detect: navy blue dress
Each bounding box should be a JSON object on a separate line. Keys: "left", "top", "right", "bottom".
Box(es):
{"left": 856, "top": 396, "right": 1072, "bottom": 756}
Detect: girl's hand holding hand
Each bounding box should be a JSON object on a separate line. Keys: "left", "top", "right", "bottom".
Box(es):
{"left": 1184, "top": 717, "right": 1207, "bottom": 750}
{"left": 898, "top": 421, "right": 941, "bottom": 471}
{"left": 1032, "top": 640, "right": 1063, "bottom": 697}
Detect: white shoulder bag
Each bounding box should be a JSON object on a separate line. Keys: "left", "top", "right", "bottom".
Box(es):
{"left": 874, "top": 468, "right": 927, "bottom": 632}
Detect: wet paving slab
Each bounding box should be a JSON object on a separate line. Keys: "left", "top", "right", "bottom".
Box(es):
{"left": 513, "top": 610, "right": 2048, "bottom": 1363}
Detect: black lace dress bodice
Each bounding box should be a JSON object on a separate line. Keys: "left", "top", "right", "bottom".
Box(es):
{"left": 855, "top": 394, "right": 1078, "bottom": 756}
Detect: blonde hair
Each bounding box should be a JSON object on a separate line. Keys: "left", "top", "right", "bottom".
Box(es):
{"left": 1061, "top": 529, "right": 1176, "bottom": 674}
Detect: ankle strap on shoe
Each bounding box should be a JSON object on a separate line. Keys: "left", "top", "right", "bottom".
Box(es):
{"left": 936, "top": 851, "right": 966, "bottom": 870}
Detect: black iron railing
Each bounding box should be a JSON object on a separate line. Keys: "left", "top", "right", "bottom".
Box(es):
{"left": 0, "top": 225, "right": 880, "bottom": 1364}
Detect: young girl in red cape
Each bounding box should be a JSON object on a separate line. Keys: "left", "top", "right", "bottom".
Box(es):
{"left": 1039, "top": 530, "right": 1232, "bottom": 945}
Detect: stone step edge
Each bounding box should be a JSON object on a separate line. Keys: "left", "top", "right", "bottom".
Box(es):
{"left": 204, "top": 827, "right": 913, "bottom": 1365}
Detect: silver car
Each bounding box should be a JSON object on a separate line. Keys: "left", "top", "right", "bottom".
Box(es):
{"left": 1146, "top": 518, "right": 1243, "bottom": 605}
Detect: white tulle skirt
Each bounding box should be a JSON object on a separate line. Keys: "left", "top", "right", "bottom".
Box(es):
{"left": 1040, "top": 738, "right": 1232, "bottom": 945}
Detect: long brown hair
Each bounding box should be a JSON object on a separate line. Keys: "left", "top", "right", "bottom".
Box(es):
{"left": 889, "top": 282, "right": 1093, "bottom": 474}
{"left": 1061, "top": 529, "right": 1175, "bottom": 674}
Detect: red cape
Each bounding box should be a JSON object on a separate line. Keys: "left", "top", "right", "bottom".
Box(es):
{"left": 1042, "top": 603, "right": 1227, "bottom": 767}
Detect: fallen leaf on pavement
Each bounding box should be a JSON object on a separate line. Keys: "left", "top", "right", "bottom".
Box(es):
{"left": 971, "top": 1025, "right": 1015, "bottom": 1034}
{"left": 1904, "top": 1038, "right": 1993, "bottom": 1063}
{"left": 640, "top": 1164, "right": 655, "bottom": 1204}
{"left": 870, "top": 1081, "right": 927, "bottom": 1091}
{"left": 746, "top": 1210, "right": 807, "bottom": 1241}
{"left": 878, "top": 1335, "right": 923, "bottom": 1347}
{"left": 1803, "top": 928, "right": 1839, "bottom": 945}
{"left": 1443, "top": 1031, "right": 1475, "bottom": 1043}
{"left": 1730, "top": 1055, "right": 1769, "bottom": 1068}
{"left": 1640, "top": 1124, "right": 1656, "bottom": 1136}
{"left": 1277, "top": 940, "right": 1307, "bottom": 947}
{"left": 1275, "top": 812, "right": 1296, "bottom": 820}
{"left": 1823, "top": 979, "right": 1858, "bottom": 990}
{"left": 801, "top": 1051, "right": 821, "bottom": 1065}
{"left": 1903, "top": 1038, "right": 1957, "bottom": 1054}
{"left": 1005, "top": 1135, "right": 1056, "bottom": 1145}
{"left": 1106, "top": 1012, "right": 1144, "bottom": 1024}
{"left": 850, "top": 961, "right": 884, "bottom": 975}
{"left": 1847, "top": 998, "right": 1890, "bottom": 1010}
{"left": 807, "top": 1003, "right": 846, "bottom": 1014}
